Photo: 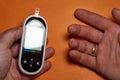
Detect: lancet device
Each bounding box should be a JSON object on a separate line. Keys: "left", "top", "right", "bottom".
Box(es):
{"left": 19, "top": 8, "right": 48, "bottom": 75}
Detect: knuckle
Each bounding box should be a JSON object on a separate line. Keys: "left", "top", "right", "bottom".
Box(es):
{"left": 94, "top": 33, "right": 103, "bottom": 42}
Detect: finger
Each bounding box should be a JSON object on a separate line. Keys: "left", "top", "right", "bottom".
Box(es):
{"left": 74, "top": 8, "right": 119, "bottom": 31}
{"left": 69, "top": 50, "right": 96, "bottom": 70}
{"left": 112, "top": 8, "right": 120, "bottom": 24}
{"left": 68, "top": 24, "right": 103, "bottom": 43}
{"left": 0, "top": 27, "right": 22, "bottom": 48}
{"left": 11, "top": 43, "right": 20, "bottom": 58}
{"left": 21, "top": 61, "right": 51, "bottom": 80}
{"left": 45, "top": 47, "right": 55, "bottom": 60}
{"left": 38, "top": 61, "right": 51, "bottom": 74}
{"left": 69, "top": 38, "right": 96, "bottom": 55}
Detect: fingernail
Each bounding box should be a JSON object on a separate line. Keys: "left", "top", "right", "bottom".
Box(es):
{"left": 69, "top": 39, "right": 78, "bottom": 48}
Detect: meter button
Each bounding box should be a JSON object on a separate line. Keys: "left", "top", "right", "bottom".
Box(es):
{"left": 29, "top": 64, "right": 33, "bottom": 68}
{"left": 23, "top": 60, "right": 27, "bottom": 64}
{"left": 36, "top": 62, "right": 40, "bottom": 66}
{"left": 30, "top": 58, "right": 34, "bottom": 62}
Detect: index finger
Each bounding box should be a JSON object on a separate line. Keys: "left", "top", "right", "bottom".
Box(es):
{"left": 74, "top": 8, "right": 119, "bottom": 31}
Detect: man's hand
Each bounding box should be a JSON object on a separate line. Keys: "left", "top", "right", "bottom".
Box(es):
{"left": 68, "top": 8, "right": 120, "bottom": 80}
{"left": 0, "top": 27, "right": 55, "bottom": 80}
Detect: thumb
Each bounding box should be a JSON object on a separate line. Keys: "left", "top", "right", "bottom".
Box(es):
{"left": 0, "top": 27, "right": 23, "bottom": 48}
{"left": 112, "top": 8, "right": 120, "bottom": 24}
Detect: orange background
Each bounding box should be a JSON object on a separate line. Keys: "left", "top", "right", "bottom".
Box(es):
{"left": 0, "top": 0, "right": 120, "bottom": 80}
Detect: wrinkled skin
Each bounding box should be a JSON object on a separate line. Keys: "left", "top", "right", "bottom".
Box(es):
{"left": 68, "top": 8, "right": 120, "bottom": 80}
{"left": 0, "top": 27, "right": 55, "bottom": 80}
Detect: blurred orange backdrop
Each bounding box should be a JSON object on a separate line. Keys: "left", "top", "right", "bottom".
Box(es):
{"left": 0, "top": 0, "right": 120, "bottom": 80}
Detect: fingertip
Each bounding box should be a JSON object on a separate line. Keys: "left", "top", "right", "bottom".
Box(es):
{"left": 45, "top": 47, "right": 55, "bottom": 60}
{"left": 74, "top": 8, "right": 85, "bottom": 18}
{"left": 68, "top": 38, "right": 78, "bottom": 49}
{"left": 74, "top": 8, "right": 81, "bottom": 16}
{"left": 112, "top": 8, "right": 117, "bottom": 14}
{"left": 44, "top": 61, "right": 52, "bottom": 68}
{"left": 67, "top": 24, "right": 77, "bottom": 34}
{"left": 43, "top": 61, "right": 52, "bottom": 72}
{"left": 69, "top": 50, "right": 75, "bottom": 57}
{"left": 112, "top": 8, "right": 120, "bottom": 24}
{"left": 47, "top": 47, "right": 55, "bottom": 56}
{"left": 112, "top": 8, "right": 120, "bottom": 12}
{"left": 67, "top": 24, "right": 73, "bottom": 33}
{"left": 69, "top": 50, "right": 80, "bottom": 60}
{"left": 11, "top": 27, "right": 23, "bottom": 38}
{"left": 112, "top": 8, "right": 120, "bottom": 15}
{"left": 13, "top": 27, "right": 23, "bottom": 41}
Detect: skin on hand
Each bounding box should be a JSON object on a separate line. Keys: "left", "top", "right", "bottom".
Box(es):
{"left": 68, "top": 8, "right": 120, "bottom": 80}
{"left": 0, "top": 27, "right": 55, "bottom": 80}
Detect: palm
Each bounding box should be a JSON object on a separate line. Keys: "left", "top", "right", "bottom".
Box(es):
{"left": 96, "top": 29, "right": 120, "bottom": 78}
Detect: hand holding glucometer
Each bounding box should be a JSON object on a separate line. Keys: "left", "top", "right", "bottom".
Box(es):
{"left": 18, "top": 8, "right": 48, "bottom": 75}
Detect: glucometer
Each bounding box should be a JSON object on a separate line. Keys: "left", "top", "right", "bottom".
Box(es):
{"left": 18, "top": 8, "right": 47, "bottom": 75}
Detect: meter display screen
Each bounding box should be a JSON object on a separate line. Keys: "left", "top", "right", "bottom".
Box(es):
{"left": 24, "top": 20, "right": 45, "bottom": 53}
